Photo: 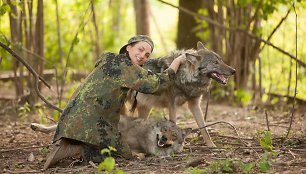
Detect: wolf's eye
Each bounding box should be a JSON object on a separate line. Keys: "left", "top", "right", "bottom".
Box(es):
{"left": 161, "top": 127, "right": 166, "bottom": 132}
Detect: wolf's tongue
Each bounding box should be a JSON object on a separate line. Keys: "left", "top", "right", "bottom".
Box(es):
{"left": 213, "top": 73, "right": 227, "bottom": 84}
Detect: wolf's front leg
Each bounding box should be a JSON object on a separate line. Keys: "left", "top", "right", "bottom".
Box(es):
{"left": 187, "top": 97, "right": 216, "bottom": 147}
{"left": 137, "top": 104, "right": 152, "bottom": 120}
{"left": 168, "top": 102, "right": 177, "bottom": 123}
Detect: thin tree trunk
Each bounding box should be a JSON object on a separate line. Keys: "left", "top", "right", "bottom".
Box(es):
{"left": 8, "top": 0, "right": 24, "bottom": 98}
{"left": 32, "top": 0, "right": 44, "bottom": 103}
{"left": 90, "top": 0, "right": 101, "bottom": 59}
{"left": 26, "top": 0, "right": 36, "bottom": 104}
{"left": 54, "top": 0, "right": 63, "bottom": 107}
{"left": 177, "top": 0, "right": 202, "bottom": 49}
{"left": 55, "top": 0, "right": 63, "bottom": 62}
{"left": 133, "top": 0, "right": 150, "bottom": 35}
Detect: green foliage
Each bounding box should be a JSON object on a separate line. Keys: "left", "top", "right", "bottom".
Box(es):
{"left": 234, "top": 89, "right": 252, "bottom": 106}
{"left": 258, "top": 153, "right": 271, "bottom": 173}
{"left": 237, "top": 161, "right": 255, "bottom": 174}
{"left": 257, "top": 130, "right": 274, "bottom": 151}
{"left": 185, "top": 167, "right": 205, "bottom": 174}
{"left": 0, "top": 3, "right": 10, "bottom": 16}
{"left": 97, "top": 146, "right": 124, "bottom": 174}
{"left": 40, "top": 147, "right": 50, "bottom": 154}
{"left": 185, "top": 158, "right": 271, "bottom": 174}
{"left": 256, "top": 130, "right": 276, "bottom": 173}
{"left": 18, "top": 102, "right": 31, "bottom": 119}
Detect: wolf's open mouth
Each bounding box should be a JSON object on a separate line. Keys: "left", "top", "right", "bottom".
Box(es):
{"left": 156, "top": 135, "right": 171, "bottom": 148}
{"left": 210, "top": 72, "right": 228, "bottom": 85}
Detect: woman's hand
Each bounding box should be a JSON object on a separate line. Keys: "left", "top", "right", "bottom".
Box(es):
{"left": 168, "top": 54, "right": 186, "bottom": 73}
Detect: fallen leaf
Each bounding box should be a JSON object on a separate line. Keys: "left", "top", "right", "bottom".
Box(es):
{"left": 28, "top": 152, "right": 35, "bottom": 162}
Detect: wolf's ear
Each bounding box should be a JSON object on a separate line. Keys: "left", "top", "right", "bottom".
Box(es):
{"left": 185, "top": 53, "right": 200, "bottom": 66}
{"left": 197, "top": 41, "right": 209, "bottom": 51}
{"left": 182, "top": 128, "right": 193, "bottom": 138}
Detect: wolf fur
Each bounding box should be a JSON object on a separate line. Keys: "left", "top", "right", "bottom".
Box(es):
{"left": 124, "top": 42, "right": 236, "bottom": 147}
{"left": 31, "top": 115, "right": 192, "bottom": 156}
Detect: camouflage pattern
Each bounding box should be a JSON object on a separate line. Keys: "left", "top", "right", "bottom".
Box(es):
{"left": 53, "top": 52, "right": 174, "bottom": 158}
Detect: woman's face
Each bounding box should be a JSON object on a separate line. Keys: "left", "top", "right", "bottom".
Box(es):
{"left": 126, "top": 41, "right": 152, "bottom": 66}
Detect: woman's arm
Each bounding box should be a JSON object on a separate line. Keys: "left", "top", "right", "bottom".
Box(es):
{"left": 120, "top": 54, "right": 185, "bottom": 94}
{"left": 168, "top": 54, "right": 186, "bottom": 73}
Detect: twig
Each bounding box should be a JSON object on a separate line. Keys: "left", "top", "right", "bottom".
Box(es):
{"left": 214, "top": 134, "right": 254, "bottom": 141}
{"left": 253, "top": 122, "right": 288, "bottom": 129}
{"left": 57, "top": 165, "right": 91, "bottom": 173}
{"left": 265, "top": 110, "right": 270, "bottom": 131}
{"left": 89, "top": 161, "right": 98, "bottom": 169}
{"left": 2, "top": 169, "right": 42, "bottom": 173}
{"left": 185, "top": 158, "right": 205, "bottom": 167}
{"left": 148, "top": 6, "right": 168, "bottom": 53}
{"left": 185, "top": 145, "right": 306, "bottom": 153}
{"left": 284, "top": 2, "right": 298, "bottom": 143}
{"left": 193, "top": 121, "right": 261, "bottom": 158}
{"left": 0, "top": 144, "right": 51, "bottom": 152}
{"left": 259, "top": 9, "right": 291, "bottom": 52}
{"left": 288, "top": 149, "right": 296, "bottom": 159}
{"left": 68, "top": 158, "right": 83, "bottom": 168}
{"left": 0, "top": 42, "right": 63, "bottom": 113}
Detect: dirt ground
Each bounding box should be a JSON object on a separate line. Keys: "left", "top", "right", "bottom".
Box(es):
{"left": 0, "top": 94, "right": 306, "bottom": 173}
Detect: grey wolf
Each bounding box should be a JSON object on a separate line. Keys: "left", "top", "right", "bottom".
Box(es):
{"left": 31, "top": 115, "right": 192, "bottom": 156}
{"left": 124, "top": 41, "right": 236, "bottom": 147}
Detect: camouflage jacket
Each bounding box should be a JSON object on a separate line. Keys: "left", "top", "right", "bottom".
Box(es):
{"left": 53, "top": 52, "right": 175, "bottom": 157}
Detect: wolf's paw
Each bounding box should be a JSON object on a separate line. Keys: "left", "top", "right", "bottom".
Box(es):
{"left": 30, "top": 123, "right": 57, "bottom": 133}
{"left": 132, "top": 152, "right": 146, "bottom": 160}
{"left": 30, "top": 123, "right": 39, "bottom": 131}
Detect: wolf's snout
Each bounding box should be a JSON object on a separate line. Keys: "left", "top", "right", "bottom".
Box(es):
{"left": 161, "top": 136, "right": 167, "bottom": 142}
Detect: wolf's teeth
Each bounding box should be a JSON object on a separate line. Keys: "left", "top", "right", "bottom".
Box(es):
{"left": 158, "top": 140, "right": 165, "bottom": 147}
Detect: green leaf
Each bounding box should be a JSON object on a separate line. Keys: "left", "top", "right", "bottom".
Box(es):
{"left": 240, "top": 162, "right": 255, "bottom": 173}
{"left": 115, "top": 168, "right": 125, "bottom": 174}
{"left": 258, "top": 131, "right": 273, "bottom": 151}
{"left": 108, "top": 146, "right": 117, "bottom": 152}
{"left": 259, "top": 160, "right": 271, "bottom": 172}
{"left": 101, "top": 148, "right": 111, "bottom": 156}
{"left": 97, "top": 157, "right": 115, "bottom": 172}
{"left": 0, "top": 3, "right": 11, "bottom": 16}
{"left": 221, "top": 160, "right": 233, "bottom": 173}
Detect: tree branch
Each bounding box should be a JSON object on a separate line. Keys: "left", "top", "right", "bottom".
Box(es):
{"left": 157, "top": 0, "right": 306, "bottom": 67}
{"left": 0, "top": 42, "right": 63, "bottom": 113}
{"left": 260, "top": 9, "right": 291, "bottom": 51}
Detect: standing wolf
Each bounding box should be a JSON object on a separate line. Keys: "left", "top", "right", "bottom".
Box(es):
{"left": 124, "top": 42, "right": 235, "bottom": 147}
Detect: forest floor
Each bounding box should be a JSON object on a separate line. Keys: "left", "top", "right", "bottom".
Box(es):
{"left": 0, "top": 86, "right": 306, "bottom": 173}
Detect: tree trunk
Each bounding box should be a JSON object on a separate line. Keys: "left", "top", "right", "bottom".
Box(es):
{"left": 8, "top": 0, "right": 24, "bottom": 98}
{"left": 31, "top": 0, "right": 44, "bottom": 104}
{"left": 25, "top": 0, "right": 36, "bottom": 105}
{"left": 176, "top": 0, "right": 202, "bottom": 49}
{"left": 133, "top": 0, "right": 150, "bottom": 35}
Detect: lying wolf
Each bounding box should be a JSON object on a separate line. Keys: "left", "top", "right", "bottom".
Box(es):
{"left": 31, "top": 115, "right": 192, "bottom": 156}
{"left": 124, "top": 41, "right": 236, "bottom": 147}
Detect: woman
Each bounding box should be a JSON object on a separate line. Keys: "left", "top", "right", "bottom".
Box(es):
{"left": 44, "top": 35, "right": 185, "bottom": 170}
